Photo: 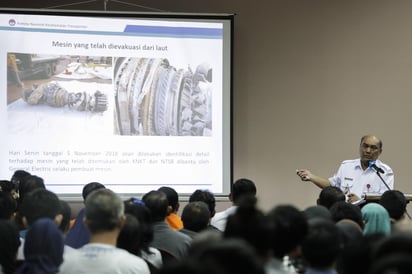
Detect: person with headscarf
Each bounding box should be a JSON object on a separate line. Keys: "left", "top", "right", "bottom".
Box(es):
{"left": 361, "top": 203, "right": 391, "bottom": 236}
{"left": 15, "top": 218, "right": 64, "bottom": 274}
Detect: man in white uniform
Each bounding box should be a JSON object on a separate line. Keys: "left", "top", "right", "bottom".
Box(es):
{"left": 296, "top": 134, "right": 394, "bottom": 203}
{"left": 58, "top": 189, "right": 150, "bottom": 274}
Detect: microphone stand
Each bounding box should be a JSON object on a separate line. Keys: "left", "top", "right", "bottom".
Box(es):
{"left": 374, "top": 169, "right": 412, "bottom": 220}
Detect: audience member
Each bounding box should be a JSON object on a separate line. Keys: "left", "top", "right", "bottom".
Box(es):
{"left": 15, "top": 175, "right": 46, "bottom": 231}
{"left": 58, "top": 200, "right": 72, "bottom": 235}
{"left": 124, "top": 198, "right": 163, "bottom": 270}
{"left": 117, "top": 213, "right": 142, "bottom": 256}
{"left": 335, "top": 219, "right": 363, "bottom": 246}
{"left": 0, "top": 191, "right": 17, "bottom": 220}
{"left": 142, "top": 190, "right": 191, "bottom": 260}
{"left": 189, "top": 189, "right": 219, "bottom": 231}
{"left": 317, "top": 186, "right": 345, "bottom": 209}
{"left": 361, "top": 203, "right": 391, "bottom": 236}
{"left": 329, "top": 201, "right": 364, "bottom": 230}
{"left": 211, "top": 178, "right": 257, "bottom": 232}
{"left": 158, "top": 186, "right": 183, "bottom": 230}
{"left": 15, "top": 218, "right": 64, "bottom": 274}
{"left": 303, "top": 205, "right": 333, "bottom": 222}
{"left": 336, "top": 233, "right": 384, "bottom": 274}
{"left": 64, "top": 182, "right": 106, "bottom": 248}
{"left": 301, "top": 218, "right": 341, "bottom": 274}
{"left": 179, "top": 201, "right": 211, "bottom": 238}
{"left": 266, "top": 204, "right": 309, "bottom": 274}
{"left": 0, "top": 180, "right": 18, "bottom": 200}
{"left": 10, "top": 170, "right": 31, "bottom": 193}
{"left": 368, "top": 231, "right": 412, "bottom": 274}
{"left": 58, "top": 189, "right": 150, "bottom": 274}
{"left": 0, "top": 220, "right": 20, "bottom": 274}
{"left": 18, "top": 175, "right": 46, "bottom": 204}
{"left": 379, "top": 189, "right": 411, "bottom": 232}
{"left": 192, "top": 238, "right": 265, "bottom": 274}
{"left": 224, "top": 196, "right": 272, "bottom": 262}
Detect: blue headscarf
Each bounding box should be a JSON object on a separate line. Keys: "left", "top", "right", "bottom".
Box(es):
{"left": 15, "top": 218, "right": 64, "bottom": 274}
{"left": 361, "top": 203, "right": 391, "bottom": 236}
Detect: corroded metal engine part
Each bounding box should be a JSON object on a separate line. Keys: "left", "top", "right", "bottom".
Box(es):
{"left": 22, "top": 81, "right": 108, "bottom": 113}
{"left": 114, "top": 57, "right": 212, "bottom": 136}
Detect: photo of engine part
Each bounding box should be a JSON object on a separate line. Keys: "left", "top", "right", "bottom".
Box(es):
{"left": 114, "top": 57, "right": 212, "bottom": 136}
{"left": 22, "top": 81, "right": 108, "bottom": 113}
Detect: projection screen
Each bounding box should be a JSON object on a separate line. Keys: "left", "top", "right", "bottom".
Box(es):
{"left": 0, "top": 8, "right": 233, "bottom": 200}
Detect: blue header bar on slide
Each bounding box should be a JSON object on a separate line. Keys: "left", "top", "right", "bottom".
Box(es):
{"left": 123, "top": 25, "right": 223, "bottom": 38}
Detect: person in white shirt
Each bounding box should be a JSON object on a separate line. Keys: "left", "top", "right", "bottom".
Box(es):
{"left": 296, "top": 134, "right": 394, "bottom": 203}
{"left": 211, "top": 178, "right": 257, "bottom": 232}
{"left": 58, "top": 189, "right": 150, "bottom": 274}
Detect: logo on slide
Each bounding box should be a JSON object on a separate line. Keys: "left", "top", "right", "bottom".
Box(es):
{"left": 9, "top": 19, "right": 16, "bottom": 26}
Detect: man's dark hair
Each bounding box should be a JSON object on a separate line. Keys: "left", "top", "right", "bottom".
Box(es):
{"left": 59, "top": 200, "right": 72, "bottom": 233}
{"left": 82, "top": 182, "right": 106, "bottom": 201}
{"left": 0, "top": 192, "right": 17, "bottom": 220}
{"left": 189, "top": 189, "right": 216, "bottom": 218}
{"left": 142, "top": 190, "right": 169, "bottom": 222}
{"left": 318, "top": 186, "right": 346, "bottom": 209}
{"left": 18, "top": 175, "right": 46, "bottom": 203}
{"left": 379, "top": 190, "right": 407, "bottom": 221}
{"left": 158, "top": 186, "right": 179, "bottom": 211}
{"left": 329, "top": 201, "right": 364, "bottom": 229}
{"left": 231, "top": 178, "right": 257, "bottom": 204}
{"left": 267, "top": 204, "right": 308, "bottom": 259}
{"left": 20, "top": 188, "right": 61, "bottom": 226}
{"left": 84, "top": 189, "right": 124, "bottom": 234}
{"left": 302, "top": 218, "right": 341, "bottom": 269}
{"left": 10, "top": 169, "right": 31, "bottom": 189}
{"left": 0, "top": 180, "right": 17, "bottom": 193}
{"left": 182, "top": 201, "right": 210, "bottom": 232}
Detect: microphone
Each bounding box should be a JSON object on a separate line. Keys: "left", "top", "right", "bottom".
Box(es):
{"left": 369, "top": 161, "right": 385, "bottom": 174}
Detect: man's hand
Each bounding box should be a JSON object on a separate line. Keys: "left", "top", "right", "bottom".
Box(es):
{"left": 296, "top": 169, "right": 312, "bottom": 182}
{"left": 346, "top": 193, "right": 361, "bottom": 203}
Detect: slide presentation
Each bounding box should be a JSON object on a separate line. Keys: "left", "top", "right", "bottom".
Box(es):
{"left": 0, "top": 9, "right": 233, "bottom": 199}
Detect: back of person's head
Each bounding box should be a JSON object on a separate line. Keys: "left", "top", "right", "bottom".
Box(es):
{"left": 303, "top": 205, "right": 333, "bottom": 222}
{"left": 329, "top": 201, "right": 364, "bottom": 229}
{"left": 18, "top": 175, "right": 45, "bottom": 203}
{"left": 317, "top": 186, "right": 346, "bottom": 209}
{"left": 368, "top": 231, "right": 412, "bottom": 274}
{"left": 302, "top": 218, "right": 341, "bottom": 269}
{"left": 224, "top": 196, "right": 271, "bottom": 259}
{"left": 336, "top": 219, "right": 363, "bottom": 247}
{"left": 142, "top": 190, "right": 169, "bottom": 222}
{"left": 10, "top": 170, "right": 31, "bottom": 190}
{"left": 20, "top": 188, "right": 61, "bottom": 227}
{"left": 124, "top": 198, "right": 154, "bottom": 252}
{"left": 182, "top": 201, "right": 210, "bottom": 232}
{"left": 337, "top": 233, "right": 384, "bottom": 274}
{"left": 189, "top": 189, "right": 216, "bottom": 218}
{"left": 192, "top": 238, "right": 265, "bottom": 274}
{"left": 361, "top": 202, "right": 391, "bottom": 236}
{"left": 266, "top": 204, "right": 308, "bottom": 259}
{"left": 379, "top": 190, "right": 408, "bottom": 221}
{"left": 58, "top": 200, "right": 72, "bottom": 234}
{"left": 17, "top": 218, "right": 64, "bottom": 274}
{"left": 82, "top": 182, "right": 106, "bottom": 201}
{"left": 84, "top": 188, "right": 124, "bottom": 234}
{"left": 231, "top": 178, "right": 257, "bottom": 204}
{"left": 158, "top": 186, "right": 179, "bottom": 212}
{"left": 117, "top": 214, "right": 142, "bottom": 256}
{"left": 0, "top": 220, "right": 20, "bottom": 274}
{"left": 0, "top": 180, "right": 17, "bottom": 194}
{"left": 0, "top": 191, "right": 17, "bottom": 220}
